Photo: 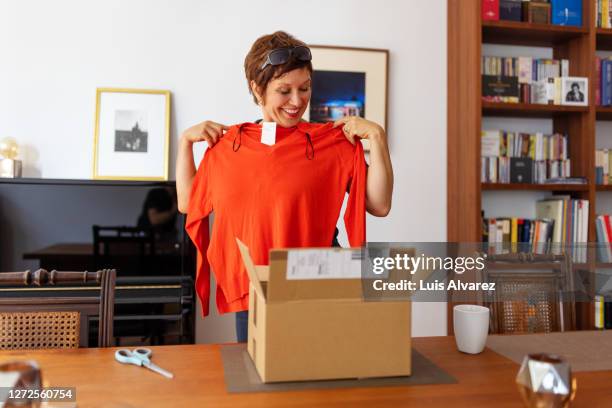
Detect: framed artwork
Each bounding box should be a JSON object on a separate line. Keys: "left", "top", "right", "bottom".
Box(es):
{"left": 561, "top": 77, "right": 588, "bottom": 106}
{"left": 304, "top": 45, "right": 389, "bottom": 150}
{"left": 93, "top": 88, "right": 170, "bottom": 180}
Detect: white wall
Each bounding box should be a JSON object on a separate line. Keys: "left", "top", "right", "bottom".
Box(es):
{"left": 0, "top": 0, "right": 448, "bottom": 340}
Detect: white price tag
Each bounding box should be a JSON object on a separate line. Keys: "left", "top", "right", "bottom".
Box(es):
{"left": 261, "top": 122, "right": 276, "bottom": 146}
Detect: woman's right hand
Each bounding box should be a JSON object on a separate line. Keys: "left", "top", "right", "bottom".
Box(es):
{"left": 181, "top": 120, "right": 229, "bottom": 148}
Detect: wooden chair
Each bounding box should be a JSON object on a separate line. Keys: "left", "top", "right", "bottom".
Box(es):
{"left": 0, "top": 269, "right": 116, "bottom": 349}
{"left": 481, "top": 252, "right": 576, "bottom": 334}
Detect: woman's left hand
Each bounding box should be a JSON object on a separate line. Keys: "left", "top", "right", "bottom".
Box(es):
{"left": 333, "top": 116, "right": 385, "bottom": 145}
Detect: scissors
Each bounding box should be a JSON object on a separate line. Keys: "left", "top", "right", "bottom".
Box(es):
{"left": 114, "top": 347, "right": 174, "bottom": 379}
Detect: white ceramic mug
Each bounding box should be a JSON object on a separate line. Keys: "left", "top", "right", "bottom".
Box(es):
{"left": 453, "top": 304, "right": 490, "bottom": 354}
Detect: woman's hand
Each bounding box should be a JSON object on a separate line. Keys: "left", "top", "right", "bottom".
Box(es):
{"left": 180, "top": 120, "right": 229, "bottom": 148}
{"left": 334, "top": 116, "right": 393, "bottom": 217}
{"left": 176, "top": 120, "right": 227, "bottom": 213}
{"left": 333, "top": 116, "right": 385, "bottom": 145}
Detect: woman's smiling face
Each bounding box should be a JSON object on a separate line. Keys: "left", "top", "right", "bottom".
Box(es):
{"left": 255, "top": 67, "right": 312, "bottom": 127}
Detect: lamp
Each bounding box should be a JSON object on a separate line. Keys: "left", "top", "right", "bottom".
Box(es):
{"left": 0, "top": 137, "right": 22, "bottom": 178}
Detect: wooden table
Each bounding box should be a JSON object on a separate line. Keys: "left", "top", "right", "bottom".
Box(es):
{"left": 0, "top": 337, "right": 610, "bottom": 407}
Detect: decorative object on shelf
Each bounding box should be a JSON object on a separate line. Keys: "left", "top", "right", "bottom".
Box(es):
{"left": 523, "top": 1, "right": 551, "bottom": 24}
{"left": 0, "top": 137, "right": 22, "bottom": 178}
{"left": 303, "top": 46, "right": 388, "bottom": 151}
{"left": 516, "top": 353, "right": 576, "bottom": 408}
{"left": 560, "top": 77, "right": 588, "bottom": 106}
{"left": 93, "top": 88, "right": 170, "bottom": 181}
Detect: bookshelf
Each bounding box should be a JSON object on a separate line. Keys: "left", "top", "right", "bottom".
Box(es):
{"left": 448, "top": 0, "right": 598, "bottom": 332}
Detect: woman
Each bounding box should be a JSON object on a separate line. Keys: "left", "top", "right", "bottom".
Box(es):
{"left": 177, "top": 31, "right": 393, "bottom": 342}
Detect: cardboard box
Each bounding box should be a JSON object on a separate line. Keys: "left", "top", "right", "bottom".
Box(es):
{"left": 236, "top": 238, "right": 412, "bottom": 383}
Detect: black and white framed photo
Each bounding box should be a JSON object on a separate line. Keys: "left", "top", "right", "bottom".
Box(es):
{"left": 561, "top": 77, "right": 588, "bottom": 106}
{"left": 303, "top": 46, "right": 389, "bottom": 150}
{"left": 93, "top": 88, "right": 170, "bottom": 180}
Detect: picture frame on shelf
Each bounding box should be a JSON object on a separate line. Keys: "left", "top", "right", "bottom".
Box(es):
{"left": 561, "top": 77, "right": 588, "bottom": 106}
{"left": 93, "top": 88, "right": 170, "bottom": 180}
{"left": 304, "top": 45, "right": 389, "bottom": 151}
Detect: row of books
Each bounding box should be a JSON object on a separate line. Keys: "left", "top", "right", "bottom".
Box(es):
{"left": 482, "top": 0, "right": 582, "bottom": 27}
{"left": 595, "top": 57, "right": 612, "bottom": 106}
{"left": 596, "top": 0, "right": 612, "bottom": 28}
{"left": 483, "top": 198, "right": 589, "bottom": 245}
{"left": 482, "top": 131, "right": 569, "bottom": 160}
{"left": 485, "top": 218, "right": 555, "bottom": 249}
{"left": 481, "top": 57, "right": 569, "bottom": 81}
{"left": 596, "top": 149, "right": 612, "bottom": 184}
{"left": 594, "top": 293, "right": 612, "bottom": 329}
{"left": 482, "top": 157, "right": 571, "bottom": 183}
{"left": 481, "top": 131, "right": 572, "bottom": 183}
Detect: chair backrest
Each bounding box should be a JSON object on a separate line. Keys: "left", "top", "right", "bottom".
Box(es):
{"left": 93, "top": 225, "right": 155, "bottom": 275}
{"left": 0, "top": 269, "right": 116, "bottom": 349}
{"left": 481, "top": 252, "right": 575, "bottom": 334}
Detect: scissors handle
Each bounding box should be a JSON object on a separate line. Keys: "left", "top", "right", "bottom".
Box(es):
{"left": 132, "top": 347, "right": 153, "bottom": 361}
{"left": 115, "top": 349, "right": 142, "bottom": 365}
{"left": 143, "top": 361, "right": 174, "bottom": 379}
{"left": 115, "top": 348, "right": 152, "bottom": 365}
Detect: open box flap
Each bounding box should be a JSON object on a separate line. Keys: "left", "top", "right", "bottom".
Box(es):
{"left": 236, "top": 238, "right": 266, "bottom": 301}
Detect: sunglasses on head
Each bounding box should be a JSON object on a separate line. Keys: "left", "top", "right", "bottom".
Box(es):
{"left": 260, "top": 46, "right": 312, "bottom": 70}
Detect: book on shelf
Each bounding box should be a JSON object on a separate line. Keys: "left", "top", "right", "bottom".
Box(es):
{"left": 595, "top": 215, "right": 612, "bottom": 261}
{"left": 482, "top": 76, "right": 520, "bottom": 103}
{"left": 482, "top": 0, "right": 500, "bottom": 21}
{"left": 551, "top": 0, "right": 582, "bottom": 27}
{"left": 542, "top": 177, "right": 587, "bottom": 184}
{"left": 596, "top": 58, "right": 612, "bottom": 106}
{"left": 510, "top": 158, "right": 534, "bottom": 183}
{"left": 481, "top": 130, "right": 571, "bottom": 184}
{"left": 500, "top": 0, "right": 522, "bottom": 21}
{"left": 593, "top": 294, "right": 612, "bottom": 329}
{"left": 596, "top": 56, "right": 601, "bottom": 106}
{"left": 596, "top": 0, "right": 612, "bottom": 28}
{"left": 536, "top": 198, "right": 566, "bottom": 243}
{"left": 523, "top": 1, "right": 551, "bottom": 24}
{"left": 595, "top": 149, "right": 612, "bottom": 184}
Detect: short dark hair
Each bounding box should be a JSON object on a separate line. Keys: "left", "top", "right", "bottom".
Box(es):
{"left": 244, "top": 31, "right": 313, "bottom": 104}
{"left": 571, "top": 82, "right": 580, "bottom": 90}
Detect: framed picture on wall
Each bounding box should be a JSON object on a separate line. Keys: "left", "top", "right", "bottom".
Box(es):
{"left": 93, "top": 88, "right": 170, "bottom": 180}
{"left": 304, "top": 45, "right": 389, "bottom": 150}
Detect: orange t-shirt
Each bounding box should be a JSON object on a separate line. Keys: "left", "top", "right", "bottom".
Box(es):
{"left": 185, "top": 122, "right": 366, "bottom": 316}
